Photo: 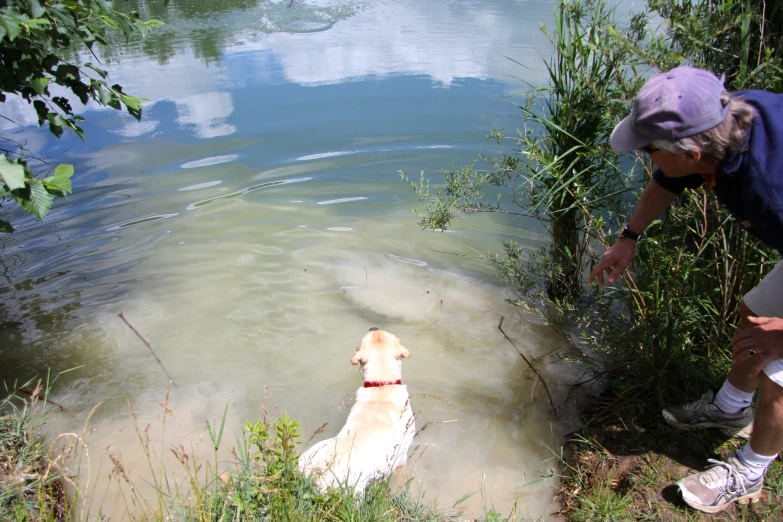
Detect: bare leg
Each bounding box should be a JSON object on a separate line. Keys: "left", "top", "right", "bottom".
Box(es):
{"left": 749, "top": 372, "right": 783, "bottom": 457}
{"left": 728, "top": 302, "right": 762, "bottom": 393}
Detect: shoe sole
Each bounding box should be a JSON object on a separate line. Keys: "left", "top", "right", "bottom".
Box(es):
{"left": 680, "top": 487, "right": 763, "bottom": 514}
{"left": 661, "top": 410, "right": 752, "bottom": 439}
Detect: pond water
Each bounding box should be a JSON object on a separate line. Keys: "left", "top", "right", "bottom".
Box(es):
{"left": 0, "top": 0, "right": 625, "bottom": 519}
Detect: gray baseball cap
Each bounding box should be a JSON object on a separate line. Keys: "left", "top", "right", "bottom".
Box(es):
{"left": 610, "top": 66, "right": 729, "bottom": 152}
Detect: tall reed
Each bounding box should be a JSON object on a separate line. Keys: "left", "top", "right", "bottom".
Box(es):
{"left": 402, "top": 0, "right": 644, "bottom": 303}
{"left": 516, "top": 0, "right": 648, "bottom": 301}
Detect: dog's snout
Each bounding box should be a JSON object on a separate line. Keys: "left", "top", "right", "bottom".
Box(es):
{"left": 368, "top": 327, "right": 379, "bottom": 331}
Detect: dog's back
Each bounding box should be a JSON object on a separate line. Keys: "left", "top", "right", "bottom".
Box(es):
{"left": 298, "top": 329, "right": 415, "bottom": 492}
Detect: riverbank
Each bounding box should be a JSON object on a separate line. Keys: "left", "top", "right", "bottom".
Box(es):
{"left": 0, "top": 382, "right": 68, "bottom": 521}
{"left": 0, "top": 381, "right": 529, "bottom": 521}
{"left": 556, "top": 386, "right": 783, "bottom": 521}
{"left": 6, "top": 372, "right": 782, "bottom": 520}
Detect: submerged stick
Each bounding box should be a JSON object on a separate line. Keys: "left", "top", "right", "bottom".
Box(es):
{"left": 530, "top": 375, "right": 539, "bottom": 402}
{"left": 18, "top": 386, "right": 73, "bottom": 414}
{"left": 498, "top": 316, "right": 557, "bottom": 415}
{"left": 119, "top": 311, "right": 178, "bottom": 387}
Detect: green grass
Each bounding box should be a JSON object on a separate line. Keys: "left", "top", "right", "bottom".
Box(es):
{"left": 0, "top": 379, "right": 68, "bottom": 522}
{"left": 570, "top": 479, "right": 633, "bottom": 522}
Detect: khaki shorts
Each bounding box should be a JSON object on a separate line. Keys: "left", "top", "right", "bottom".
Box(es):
{"left": 744, "top": 260, "right": 783, "bottom": 386}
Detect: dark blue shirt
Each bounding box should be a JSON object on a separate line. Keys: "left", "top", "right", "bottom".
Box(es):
{"left": 652, "top": 90, "right": 783, "bottom": 254}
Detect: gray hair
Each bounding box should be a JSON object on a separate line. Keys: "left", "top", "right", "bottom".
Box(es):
{"left": 650, "top": 92, "right": 755, "bottom": 164}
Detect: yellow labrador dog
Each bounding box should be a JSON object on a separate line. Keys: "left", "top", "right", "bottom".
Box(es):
{"left": 298, "top": 328, "right": 415, "bottom": 492}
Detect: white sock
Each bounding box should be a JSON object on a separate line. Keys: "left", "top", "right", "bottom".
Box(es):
{"left": 713, "top": 380, "right": 754, "bottom": 414}
{"left": 737, "top": 445, "right": 777, "bottom": 481}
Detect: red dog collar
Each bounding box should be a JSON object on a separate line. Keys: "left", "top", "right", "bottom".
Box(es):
{"left": 364, "top": 380, "right": 402, "bottom": 388}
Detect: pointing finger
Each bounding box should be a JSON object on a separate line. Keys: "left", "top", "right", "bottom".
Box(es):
{"left": 608, "top": 264, "right": 625, "bottom": 284}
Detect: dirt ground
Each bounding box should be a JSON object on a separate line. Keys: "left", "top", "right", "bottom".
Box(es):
{"left": 556, "top": 395, "right": 783, "bottom": 522}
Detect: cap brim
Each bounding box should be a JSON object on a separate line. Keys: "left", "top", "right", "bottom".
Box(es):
{"left": 610, "top": 115, "right": 650, "bottom": 153}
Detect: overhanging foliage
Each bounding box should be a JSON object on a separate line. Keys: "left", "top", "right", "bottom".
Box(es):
{"left": 0, "top": 0, "right": 162, "bottom": 231}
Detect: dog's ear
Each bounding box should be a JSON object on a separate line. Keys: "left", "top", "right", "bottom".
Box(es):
{"left": 396, "top": 340, "right": 411, "bottom": 359}
{"left": 351, "top": 351, "right": 366, "bottom": 365}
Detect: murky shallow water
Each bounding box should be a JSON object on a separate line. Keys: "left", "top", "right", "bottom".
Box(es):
{"left": 0, "top": 0, "right": 615, "bottom": 518}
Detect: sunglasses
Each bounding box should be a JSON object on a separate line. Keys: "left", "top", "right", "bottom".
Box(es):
{"left": 639, "top": 145, "right": 660, "bottom": 154}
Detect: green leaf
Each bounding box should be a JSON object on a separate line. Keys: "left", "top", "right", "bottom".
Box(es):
{"left": 30, "top": 77, "right": 50, "bottom": 95}
{"left": 29, "top": 0, "right": 46, "bottom": 19}
{"left": 16, "top": 182, "right": 54, "bottom": 220}
{"left": 46, "top": 114, "right": 64, "bottom": 137}
{"left": 0, "top": 219, "right": 13, "bottom": 233}
{"left": 49, "top": 4, "right": 75, "bottom": 28}
{"left": 120, "top": 94, "right": 142, "bottom": 112}
{"left": 33, "top": 99, "right": 48, "bottom": 125}
{"left": 71, "top": 124, "right": 85, "bottom": 141}
{"left": 54, "top": 64, "right": 79, "bottom": 82}
{"left": 118, "top": 17, "right": 134, "bottom": 41}
{"left": 1, "top": 14, "right": 22, "bottom": 41}
{"left": 42, "top": 54, "right": 59, "bottom": 71}
{"left": 22, "top": 18, "right": 51, "bottom": 29}
{"left": 134, "top": 19, "right": 149, "bottom": 39}
{"left": 54, "top": 164, "right": 74, "bottom": 180}
{"left": 107, "top": 92, "right": 121, "bottom": 111}
{"left": 85, "top": 62, "right": 108, "bottom": 79}
{"left": 97, "top": 84, "right": 111, "bottom": 106}
{"left": 120, "top": 94, "right": 143, "bottom": 119}
{"left": 0, "top": 156, "right": 26, "bottom": 190}
{"left": 99, "top": 14, "right": 118, "bottom": 29}
{"left": 42, "top": 164, "right": 74, "bottom": 195}
{"left": 78, "top": 25, "right": 96, "bottom": 43}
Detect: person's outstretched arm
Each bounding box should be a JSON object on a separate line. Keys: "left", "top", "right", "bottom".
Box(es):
{"left": 589, "top": 178, "right": 678, "bottom": 285}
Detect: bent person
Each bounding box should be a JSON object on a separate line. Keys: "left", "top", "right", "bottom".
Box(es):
{"left": 589, "top": 66, "right": 783, "bottom": 514}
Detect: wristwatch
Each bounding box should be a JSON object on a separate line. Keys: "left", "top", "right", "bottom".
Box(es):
{"left": 619, "top": 224, "right": 641, "bottom": 241}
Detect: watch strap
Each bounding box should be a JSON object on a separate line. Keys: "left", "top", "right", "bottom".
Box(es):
{"left": 620, "top": 225, "right": 641, "bottom": 241}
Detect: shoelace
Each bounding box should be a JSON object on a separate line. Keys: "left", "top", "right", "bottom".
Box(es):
{"left": 683, "top": 394, "right": 711, "bottom": 417}
{"left": 701, "top": 459, "right": 748, "bottom": 495}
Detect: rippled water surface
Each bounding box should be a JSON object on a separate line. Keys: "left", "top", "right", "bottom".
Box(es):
{"left": 0, "top": 0, "right": 618, "bottom": 518}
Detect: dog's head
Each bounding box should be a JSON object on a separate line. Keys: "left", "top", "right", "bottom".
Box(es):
{"left": 350, "top": 327, "right": 410, "bottom": 382}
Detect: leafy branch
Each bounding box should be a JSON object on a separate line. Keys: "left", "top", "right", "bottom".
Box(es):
{"left": 0, "top": 0, "right": 162, "bottom": 230}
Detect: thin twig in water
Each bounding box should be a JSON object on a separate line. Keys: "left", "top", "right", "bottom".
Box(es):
{"left": 536, "top": 344, "right": 564, "bottom": 362}
{"left": 560, "top": 370, "right": 604, "bottom": 406}
{"left": 430, "top": 249, "right": 485, "bottom": 260}
{"left": 18, "top": 386, "right": 73, "bottom": 415}
{"left": 119, "top": 311, "right": 178, "bottom": 387}
{"left": 410, "top": 392, "right": 461, "bottom": 410}
{"left": 364, "top": 267, "right": 367, "bottom": 283}
{"left": 498, "top": 316, "right": 558, "bottom": 414}
{"left": 530, "top": 375, "right": 538, "bottom": 402}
